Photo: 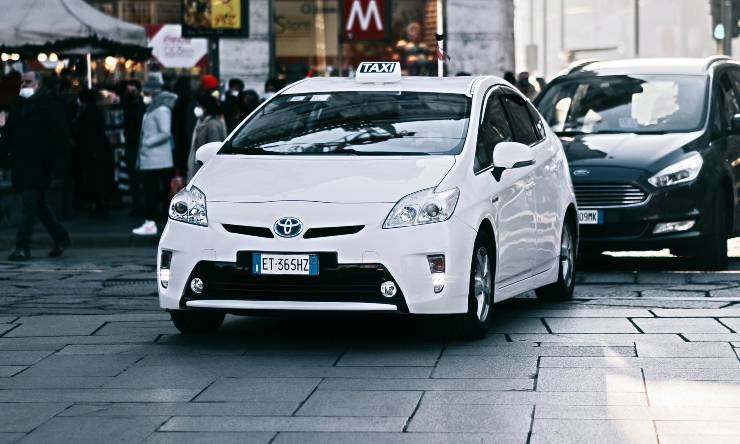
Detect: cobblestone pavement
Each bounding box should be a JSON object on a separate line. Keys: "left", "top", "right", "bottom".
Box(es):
{"left": 1, "top": 246, "right": 740, "bottom": 443}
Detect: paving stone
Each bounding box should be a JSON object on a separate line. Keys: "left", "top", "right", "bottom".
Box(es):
{"left": 635, "top": 273, "right": 690, "bottom": 285}
{"left": 20, "top": 354, "right": 141, "bottom": 378}
{"left": 636, "top": 342, "right": 736, "bottom": 357}
{"left": 336, "top": 346, "right": 441, "bottom": 366}
{"left": 431, "top": 356, "right": 537, "bottom": 379}
{"left": 296, "top": 390, "right": 421, "bottom": 417}
{"left": 659, "top": 435, "right": 740, "bottom": 444}
{"left": 689, "top": 272, "right": 740, "bottom": 283}
{"left": 656, "top": 420, "right": 740, "bottom": 436}
{"left": 422, "top": 390, "right": 647, "bottom": 406}
{"left": 530, "top": 419, "right": 657, "bottom": 444}
{"left": 647, "top": 380, "right": 740, "bottom": 406}
{"left": 536, "top": 367, "right": 645, "bottom": 392}
{"left": 653, "top": 309, "right": 740, "bottom": 317}
{"left": 0, "top": 334, "right": 159, "bottom": 350}
{"left": 719, "top": 317, "right": 740, "bottom": 332}
{"left": 709, "top": 288, "right": 740, "bottom": 297}
{"left": 144, "top": 432, "right": 276, "bottom": 444}
{"left": 6, "top": 315, "right": 107, "bottom": 337}
{"left": 19, "top": 416, "right": 164, "bottom": 443}
{"left": 272, "top": 432, "right": 521, "bottom": 444}
{"left": 0, "top": 402, "right": 69, "bottom": 432}
{"left": 515, "top": 308, "right": 654, "bottom": 318}
{"left": 59, "top": 401, "right": 297, "bottom": 417}
{"left": 0, "top": 366, "right": 24, "bottom": 376}
{"left": 508, "top": 333, "right": 684, "bottom": 344}
{"left": 0, "top": 434, "right": 24, "bottom": 443}
{"left": 161, "top": 416, "right": 406, "bottom": 432}
{"left": 539, "top": 356, "right": 740, "bottom": 369}
{"left": 585, "top": 299, "right": 728, "bottom": 308}
{"left": 581, "top": 273, "right": 636, "bottom": 284}
{"left": 0, "top": 350, "right": 53, "bottom": 365}
{"left": 195, "top": 378, "right": 321, "bottom": 402}
{"left": 0, "top": 388, "right": 198, "bottom": 403}
{"left": 444, "top": 344, "right": 635, "bottom": 357}
{"left": 643, "top": 367, "right": 740, "bottom": 382}
{"left": 633, "top": 318, "right": 731, "bottom": 333}
{"left": 641, "top": 289, "right": 706, "bottom": 298}
{"left": 317, "top": 377, "right": 533, "bottom": 391}
{"left": 536, "top": 405, "right": 740, "bottom": 421}
{"left": 407, "top": 403, "right": 533, "bottom": 433}
{"left": 545, "top": 318, "right": 639, "bottom": 333}
{"left": 489, "top": 317, "right": 549, "bottom": 333}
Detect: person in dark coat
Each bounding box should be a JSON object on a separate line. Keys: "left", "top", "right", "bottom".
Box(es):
{"left": 122, "top": 80, "right": 146, "bottom": 216}
{"left": 171, "top": 76, "right": 194, "bottom": 176}
{"left": 0, "top": 71, "right": 70, "bottom": 260}
{"left": 76, "top": 88, "right": 111, "bottom": 218}
{"left": 222, "top": 78, "right": 244, "bottom": 133}
{"left": 186, "top": 93, "right": 226, "bottom": 182}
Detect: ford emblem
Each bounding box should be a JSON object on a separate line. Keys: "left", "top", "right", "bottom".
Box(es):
{"left": 572, "top": 169, "right": 591, "bottom": 177}
{"left": 274, "top": 217, "right": 303, "bottom": 238}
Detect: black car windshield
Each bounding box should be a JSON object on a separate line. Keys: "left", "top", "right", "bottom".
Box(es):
{"left": 536, "top": 75, "right": 707, "bottom": 134}
{"left": 222, "top": 91, "right": 472, "bottom": 155}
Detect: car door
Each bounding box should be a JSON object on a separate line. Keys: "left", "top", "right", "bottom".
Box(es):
{"left": 724, "top": 70, "right": 740, "bottom": 233}
{"left": 474, "top": 89, "right": 537, "bottom": 285}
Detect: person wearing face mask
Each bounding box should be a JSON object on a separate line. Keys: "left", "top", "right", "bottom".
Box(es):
{"left": 186, "top": 93, "right": 226, "bottom": 182}
{"left": 0, "top": 71, "right": 71, "bottom": 260}
{"left": 132, "top": 73, "right": 178, "bottom": 236}
{"left": 222, "top": 78, "right": 244, "bottom": 133}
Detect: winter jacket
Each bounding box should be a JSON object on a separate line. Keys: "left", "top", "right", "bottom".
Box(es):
{"left": 0, "top": 89, "right": 69, "bottom": 190}
{"left": 186, "top": 115, "right": 226, "bottom": 182}
{"left": 137, "top": 91, "right": 177, "bottom": 171}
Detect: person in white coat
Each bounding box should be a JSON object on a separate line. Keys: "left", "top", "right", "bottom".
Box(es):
{"left": 132, "top": 73, "right": 177, "bottom": 236}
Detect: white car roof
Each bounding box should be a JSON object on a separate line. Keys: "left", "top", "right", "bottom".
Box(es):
{"left": 282, "top": 76, "right": 498, "bottom": 96}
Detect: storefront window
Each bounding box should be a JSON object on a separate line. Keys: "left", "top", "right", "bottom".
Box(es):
{"left": 273, "top": 0, "right": 439, "bottom": 81}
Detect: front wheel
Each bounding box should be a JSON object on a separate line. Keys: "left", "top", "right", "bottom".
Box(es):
{"left": 170, "top": 310, "right": 225, "bottom": 335}
{"left": 445, "top": 233, "right": 494, "bottom": 340}
{"left": 536, "top": 221, "right": 576, "bottom": 301}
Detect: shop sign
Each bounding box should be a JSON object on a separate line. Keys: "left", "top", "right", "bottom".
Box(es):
{"left": 342, "top": 0, "right": 390, "bottom": 41}
{"left": 182, "top": 0, "right": 249, "bottom": 37}
{"left": 148, "top": 25, "right": 208, "bottom": 68}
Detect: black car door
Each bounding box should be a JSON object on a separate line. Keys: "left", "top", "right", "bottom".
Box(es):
{"left": 719, "top": 71, "right": 740, "bottom": 233}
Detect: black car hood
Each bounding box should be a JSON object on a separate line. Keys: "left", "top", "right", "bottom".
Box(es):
{"left": 561, "top": 131, "right": 704, "bottom": 172}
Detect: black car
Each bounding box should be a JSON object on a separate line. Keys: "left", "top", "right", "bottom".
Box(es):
{"left": 535, "top": 57, "right": 740, "bottom": 269}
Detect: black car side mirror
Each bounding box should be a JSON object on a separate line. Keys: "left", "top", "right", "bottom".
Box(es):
{"left": 731, "top": 114, "right": 740, "bottom": 134}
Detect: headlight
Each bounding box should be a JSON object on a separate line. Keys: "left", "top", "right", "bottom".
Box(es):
{"left": 648, "top": 152, "right": 703, "bottom": 188}
{"left": 169, "top": 186, "right": 208, "bottom": 226}
{"left": 383, "top": 187, "right": 460, "bottom": 229}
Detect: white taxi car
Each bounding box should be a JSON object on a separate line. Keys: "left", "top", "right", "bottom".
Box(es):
{"left": 158, "top": 62, "right": 578, "bottom": 339}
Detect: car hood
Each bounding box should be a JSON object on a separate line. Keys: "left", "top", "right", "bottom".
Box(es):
{"left": 194, "top": 155, "right": 456, "bottom": 204}
{"left": 561, "top": 131, "right": 703, "bottom": 171}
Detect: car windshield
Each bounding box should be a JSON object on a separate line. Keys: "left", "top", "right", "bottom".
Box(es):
{"left": 222, "top": 91, "right": 472, "bottom": 156}
{"left": 536, "top": 74, "right": 707, "bottom": 134}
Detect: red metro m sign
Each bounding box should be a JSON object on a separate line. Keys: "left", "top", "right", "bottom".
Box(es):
{"left": 342, "top": 0, "right": 390, "bottom": 41}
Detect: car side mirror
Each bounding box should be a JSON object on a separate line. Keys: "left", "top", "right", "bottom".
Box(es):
{"left": 491, "top": 141, "right": 535, "bottom": 181}
{"left": 731, "top": 114, "right": 740, "bottom": 134}
{"left": 195, "top": 141, "right": 222, "bottom": 166}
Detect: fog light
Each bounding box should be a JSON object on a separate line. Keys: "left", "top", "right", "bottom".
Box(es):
{"left": 653, "top": 220, "right": 695, "bottom": 234}
{"left": 159, "top": 250, "right": 172, "bottom": 288}
{"left": 428, "top": 255, "right": 445, "bottom": 293}
{"left": 190, "top": 277, "right": 204, "bottom": 294}
{"left": 380, "top": 281, "right": 397, "bottom": 298}
{"left": 432, "top": 274, "right": 446, "bottom": 293}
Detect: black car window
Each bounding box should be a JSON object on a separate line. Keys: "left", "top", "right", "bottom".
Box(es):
{"left": 502, "top": 96, "right": 539, "bottom": 145}
{"left": 719, "top": 73, "right": 739, "bottom": 129}
{"left": 475, "top": 93, "right": 513, "bottom": 172}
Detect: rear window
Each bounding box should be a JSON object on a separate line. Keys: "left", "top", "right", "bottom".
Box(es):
{"left": 222, "top": 91, "right": 472, "bottom": 156}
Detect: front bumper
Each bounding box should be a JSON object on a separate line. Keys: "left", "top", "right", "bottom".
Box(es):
{"left": 158, "top": 201, "right": 477, "bottom": 315}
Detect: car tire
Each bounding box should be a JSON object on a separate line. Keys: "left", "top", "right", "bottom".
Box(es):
{"left": 693, "top": 199, "right": 729, "bottom": 271}
{"left": 536, "top": 221, "right": 576, "bottom": 301}
{"left": 445, "top": 233, "right": 494, "bottom": 340}
{"left": 170, "top": 310, "right": 225, "bottom": 335}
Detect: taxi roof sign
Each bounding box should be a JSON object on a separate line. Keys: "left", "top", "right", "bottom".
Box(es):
{"left": 356, "top": 62, "right": 401, "bottom": 83}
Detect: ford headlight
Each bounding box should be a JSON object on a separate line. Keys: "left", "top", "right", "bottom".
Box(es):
{"left": 169, "top": 186, "right": 208, "bottom": 226}
{"left": 648, "top": 152, "right": 703, "bottom": 188}
{"left": 383, "top": 188, "right": 460, "bottom": 229}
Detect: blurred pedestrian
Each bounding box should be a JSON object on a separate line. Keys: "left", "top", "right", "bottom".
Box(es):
{"left": 237, "top": 89, "right": 259, "bottom": 124}
{"left": 0, "top": 71, "right": 70, "bottom": 260}
{"left": 262, "top": 77, "right": 282, "bottom": 102}
{"left": 172, "top": 76, "right": 194, "bottom": 179}
{"left": 223, "top": 78, "right": 244, "bottom": 133}
{"left": 517, "top": 72, "right": 536, "bottom": 99}
{"left": 76, "top": 88, "right": 112, "bottom": 218}
{"left": 186, "top": 93, "right": 226, "bottom": 182}
{"left": 132, "top": 73, "right": 177, "bottom": 236}
{"left": 503, "top": 71, "right": 516, "bottom": 86}
{"left": 122, "top": 80, "right": 146, "bottom": 216}
{"left": 200, "top": 74, "right": 220, "bottom": 100}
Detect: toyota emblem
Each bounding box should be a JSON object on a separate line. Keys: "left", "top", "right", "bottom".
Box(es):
{"left": 273, "top": 217, "right": 303, "bottom": 238}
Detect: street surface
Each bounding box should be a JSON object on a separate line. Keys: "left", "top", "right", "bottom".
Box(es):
{"left": 1, "top": 244, "right": 740, "bottom": 443}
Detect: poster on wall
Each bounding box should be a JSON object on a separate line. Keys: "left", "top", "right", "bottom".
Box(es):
{"left": 147, "top": 25, "right": 209, "bottom": 68}
{"left": 182, "top": 0, "right": 249, "bottom": 38}
{"left": 341, "top": 0, "right": 391, "bottom": 41}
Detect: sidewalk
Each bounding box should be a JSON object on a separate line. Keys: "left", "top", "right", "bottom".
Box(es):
{"left": 0, "top": 210, "right": 160, "bottom": 250}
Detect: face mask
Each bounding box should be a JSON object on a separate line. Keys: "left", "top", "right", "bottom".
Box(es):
{"left": 142, "top": 96, "right": 152, "bottom": 105}
{"left": 230, "top": 90, "right": 239, "bottom": 97}
{"left": 19, "top": 88, "right": 34, "bottom": 99}
{"left": 193, "top": 106, "right": 204, "bottom": 118}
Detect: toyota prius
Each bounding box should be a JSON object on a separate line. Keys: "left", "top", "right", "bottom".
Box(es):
{"left": 158, "top": 62, "right": 578, "bottom": 339}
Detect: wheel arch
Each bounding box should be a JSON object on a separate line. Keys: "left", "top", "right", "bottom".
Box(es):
{"left": 564, "top": 203, "right": 579, "bottom": 247}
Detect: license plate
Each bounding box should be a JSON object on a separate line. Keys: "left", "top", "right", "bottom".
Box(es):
{"left": 578, "top": 209, "right": 602, "bottom": 225}
{"left": 252, "top": 253, "right": 319, "bottom": 276}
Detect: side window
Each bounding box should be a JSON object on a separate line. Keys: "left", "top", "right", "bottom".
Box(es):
{"left": 475, "top": 93, "right": 513, "bottom": 172}
{"left": 527, "top": 102, "right": 547, "bottom": 140}
{"left": 502, "top": 96, "right": 540, "bottom": 145}
{"left": 719, "top": 73, "right": 739, "bottom": 130}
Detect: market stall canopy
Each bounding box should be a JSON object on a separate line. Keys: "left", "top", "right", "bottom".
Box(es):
{"left": 0, "top": 0, "right": 150, "bottom": 60}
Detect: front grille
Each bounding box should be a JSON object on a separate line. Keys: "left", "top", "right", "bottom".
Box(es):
{"left": 223, "top": 224, "right": 274, "bottom": 238}
{"left": 304, "top": 225, "right": 364, "bottom": 239}
{"left": 574, "top": 183, "right": 648, "bottom": 207}
{"left": 182, "top": 257, "right": 406, "bottom": 309}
